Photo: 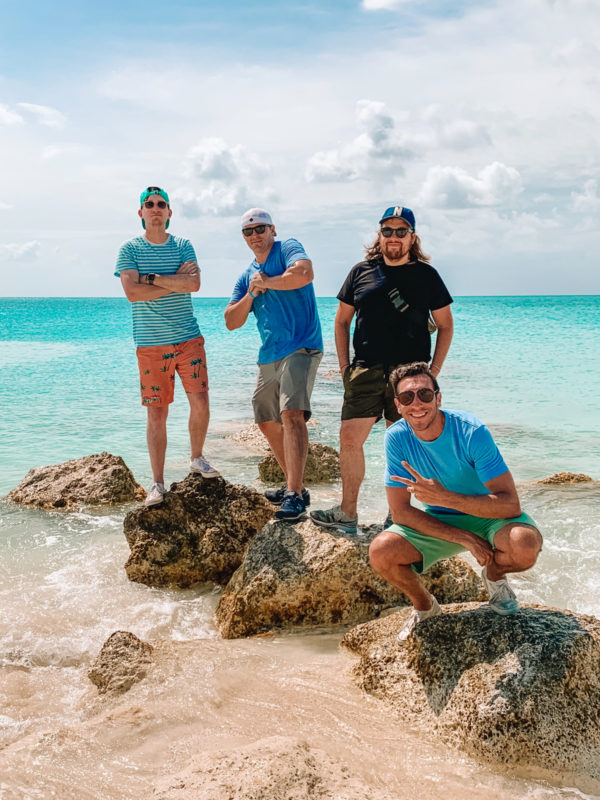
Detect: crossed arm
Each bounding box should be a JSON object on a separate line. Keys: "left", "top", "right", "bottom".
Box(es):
{"left": 120, "top": 260, "right": 200, "bottom": 302}
{"left": 224, "top": 258, "right": 313, "bottom": 331}
{"left": 386, "top": 464, "right": 522, "bottom": 566}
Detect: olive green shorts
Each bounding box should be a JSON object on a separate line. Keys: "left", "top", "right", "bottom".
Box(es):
{"left": 386, "top": 510, "right": 539, "bottom": 573}
{"left": 341, "top": 363, "right": 400, "bottom": 422}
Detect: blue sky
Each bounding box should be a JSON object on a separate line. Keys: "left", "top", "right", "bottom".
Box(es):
{"left": 1, "top": 0, "right": 599, "bottom": 297}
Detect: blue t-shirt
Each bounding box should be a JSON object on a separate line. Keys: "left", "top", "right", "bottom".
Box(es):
{"left": 114, "top": 235, "right": 201, "bottom": 347}
{"left": 230, "top": 239, "right": 323, "bottom": 364}
{"left": 384, "top": 409, "right": 509, "bottom": 514}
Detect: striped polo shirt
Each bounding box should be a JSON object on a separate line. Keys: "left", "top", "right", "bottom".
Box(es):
{"left": 115, "top": 235, "right": 201, "bottom": 347}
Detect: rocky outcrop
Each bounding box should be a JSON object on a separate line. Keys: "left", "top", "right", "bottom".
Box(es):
{"left": 216, "top": 519, "right": 483, "bottom": 638}
{"left": 7, "top": 452, "right": 145, "bottom": 509}
{"left": 537, "top": 472, "right": 593, "bottom": 484}
{"left": 123, "top": 474, "right": 274, "bottom": 588}
{"left": 258, "top": 443, "right": 340, "bottom": 484}
{"left": 88, "top": 631, "right": 153, "bottom": 696}
{"left": 229, "top": 423, "right": 270, "bottom": 454}
{"left": 342, "top": 603, "right": 600, "bottom": 781}
{"left": 153, "top": 736, "right": 387, "bottom": 800}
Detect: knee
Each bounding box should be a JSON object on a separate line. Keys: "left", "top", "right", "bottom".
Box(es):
{"left": 147, "top": 405, "right": 169, "bottom": 423}
{"left": 511, "top": 527, "right": 543, "bottom": 570}
{"left": 339, "top": 423, "right": 364, "bottom": 450}
{"left": 368, "top": 535, "right": 394, "bottom": 574}
{"left": 281, "top": 409, "right": 305, "bottom": 427}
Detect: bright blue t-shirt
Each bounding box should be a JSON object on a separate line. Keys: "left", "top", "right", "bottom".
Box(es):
{"left": 230, "top": 239, "right": 323, "bottom": 364}
{"left": 384, "top": 409, "right": 509, "bottom": 515}
{"left": 114, "top": 235, "right": 201, "bottom": 347}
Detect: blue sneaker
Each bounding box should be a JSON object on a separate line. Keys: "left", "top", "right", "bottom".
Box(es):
{"left": 274, "top": 490, "right": 307, "bottom": 522}
{"left": 264, "top": 485, "right": 310, "bottom": 507}
{"left": 481, "top": 567, "right": 520, "bottom": 615}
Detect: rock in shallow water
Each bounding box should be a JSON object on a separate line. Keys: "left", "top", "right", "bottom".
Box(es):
{"left": 88, "top": 631, "right": 153, "bottom": 696}
{"left": 537, "top": 471, "right": 593, "bottom": 484}
{"left": 6, "top": 452, "right": 145, "bottom": 509}
{"left": 216, "top": 519, "right": 483, "bottom": 638}
{"left": 258, "top": 443, "right": 340, "bottom": 484}
{"left": 342, "top": 603, "right": 600, "bottom": 781}
{"left": 123, "top": 474, "right": 274, "bottom": 588}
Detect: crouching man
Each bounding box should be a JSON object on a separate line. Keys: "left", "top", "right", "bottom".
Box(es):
{"left": 369, "top": 361, "right": 542, "bottom": 641}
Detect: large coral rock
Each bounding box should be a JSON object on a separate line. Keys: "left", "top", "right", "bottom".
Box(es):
{"left": 216, "top": 519, "right": 483, "bottom": 638}
{"left": 7, "top": 452, "right": 145, "bottom": 509}
{"left": 258, "top": 443, "right": 340, "bottom": 484}
{"left": 88, "top": 631, "right": 153, "bottom": 696}
{"left": 342, "top": 603, "right": 600, "bottom": 781}
{"left": 537, "top": 472, "right": 593, "bottom": 484}
{"left": 123, "top": 474, "right": 274, "bottom": 588}
{"left": 153, "top": 736, "right": 387, "bottom": 800}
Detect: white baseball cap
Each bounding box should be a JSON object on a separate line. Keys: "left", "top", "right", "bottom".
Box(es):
{"left": 241, "top": 208, "right": 273, "bottom": 228}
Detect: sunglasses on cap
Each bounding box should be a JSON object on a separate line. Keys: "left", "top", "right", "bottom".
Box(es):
{"left": 242, "top": 224, "right": 270, "bottom": 237}
{"left": 395, "top": 388, "right": 438, "bottom": 406}
{"left": 380, "top": 227, "right": 413, "bottom": 239}
{"left": 143, "top": 200, "right": 168, "bottom": 209}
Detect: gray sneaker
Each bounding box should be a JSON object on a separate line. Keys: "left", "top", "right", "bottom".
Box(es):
{"left": 397, "top": 596, "right": 441, "bottom": 642}
{"left": 309, "top": 505, "right": 358, "bottom": 535}
{"left": 144, "top": 482, "right": 166, "bottom": 507}
{"left": 190, "top": 455, "right": 220, "bottom": 478}
{"left": 481, "top": 567, "right": 520, "bottom": 616}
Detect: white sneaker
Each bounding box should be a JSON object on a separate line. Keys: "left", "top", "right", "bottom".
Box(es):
{"left": 189, "top": 454, "right": 220, "bottom": 478}
{"left": 397, "top": 596, "right": 441, "bottom": 642}
{"left": 481, "top": 567, "right": 520, "bottom": 615}
{"left": 144, "top": 482, "right": 166, "bottom": 507}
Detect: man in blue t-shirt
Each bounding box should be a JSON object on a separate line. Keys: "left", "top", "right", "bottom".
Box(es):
{"left": 115, "top": 186, "right": 219, "bottom": 508}
{"left": 225, "top": 208, "right": 323, "bottom": 522}
{"left": 369, "top": 361, "right": 543, "bottom": 641}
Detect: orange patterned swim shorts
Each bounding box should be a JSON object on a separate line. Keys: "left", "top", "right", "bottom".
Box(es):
{"left": 136, "top": 336, "right": 209, "bottom": 406}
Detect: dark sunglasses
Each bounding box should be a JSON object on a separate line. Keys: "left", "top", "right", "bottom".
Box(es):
{"left": 144, "top": 200, "right": 168, "bottom": 209}
{"left": 396, "top": 388, "right": 438, "bottom": 406}
{"left": 380, "top": 227, "right": 412, "bottom": 238}
{"left": 242, "top": 224, "right": 270, "bottom": 237}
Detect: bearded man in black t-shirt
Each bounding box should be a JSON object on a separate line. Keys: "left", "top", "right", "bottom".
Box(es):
{"left": 310, "top": 206, "right": 454, "bottom": 534}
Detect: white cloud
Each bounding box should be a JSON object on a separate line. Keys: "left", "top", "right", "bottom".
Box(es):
{"left": 174, "top": 137, "right": 276, "bottom": 216}
{"left": 423, "top": 105, "right": 492, "bottom": 150}
{"left": 0, "top": 103, "right": 24, "bottom": 125}
{"left": 418, "top": 162, "right": 523, "bottom": 209}
{"left": 570, "top": 179, "right": 600, "bottom": 216}
{"left": 362, "top": 0, "right": 410, "bottom": 9}
{"left": 42, "top": 144, "right": 87, "bottom": 159}
{"left": 306, "top": 99, "right": 414, "bottom": 183}
{"left": 17, "top": 103, "right": 67, "bottom": 128}
{"left": 0, "top": 241, "right": 41, "bottom": 262}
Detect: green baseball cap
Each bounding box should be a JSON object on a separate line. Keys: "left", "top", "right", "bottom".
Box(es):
{"left": 140, "top": 185, "right": 170, "bottom": 206}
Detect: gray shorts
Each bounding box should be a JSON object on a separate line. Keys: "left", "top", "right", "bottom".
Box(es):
{"left": 253, "top": 348, "right": 322, "bottom": 424}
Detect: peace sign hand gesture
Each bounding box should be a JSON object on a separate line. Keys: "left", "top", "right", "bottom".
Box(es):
{"left": 390, "top": 461, "right": 452, "bottom": 508}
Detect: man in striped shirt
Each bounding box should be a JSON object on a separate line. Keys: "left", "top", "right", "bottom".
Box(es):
{"left": 115, "top": 186, "right": 219, "bottom": 507}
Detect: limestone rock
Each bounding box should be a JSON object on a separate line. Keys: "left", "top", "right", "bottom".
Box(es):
{"left": 123, "top": 474, "right": 274, "bottom": 588}
{"left": 7, "top": 452, "right": 145, "bottom": 509}
{"left": 342, "top": 603, "right": 600, "bottom": 781}
{"left": 229, "top": 423, "right": 271, "bottom": 454}
{"left": 258, "top": 443, "right": 340, "bottom": 484}
{"left": 537, "top": 472, "right": 593, "bottom": 484}
{"left": 153, "top": 735, "right": 386, "bottom": 800}
{"left": 216, "top": 519, "right": 483, "bottom": 638}
{"left": 88, "top": 631, "right": 153, "bottom": 696}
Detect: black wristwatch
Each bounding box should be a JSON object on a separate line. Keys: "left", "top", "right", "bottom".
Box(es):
{"left": 147, "top": 273, "right": 156, "bottom": 285}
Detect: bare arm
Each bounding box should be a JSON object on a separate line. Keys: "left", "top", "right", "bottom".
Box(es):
{"left": 250, "top": 259, "right": 314, "bottom": 293}
{"left": 429, "top": 304, "right": 453, "bottom": 377}
{"left": 119, "top": 261, "right": 200, "bottom": 302}
{"left": 334, "top": 301, "right": 355, "bottom": 376}
{"left": 386, "top": 482, "right": 495, "bottom": 567}
{"left": 224, "top": 291, "right": 257, "bottom": 331}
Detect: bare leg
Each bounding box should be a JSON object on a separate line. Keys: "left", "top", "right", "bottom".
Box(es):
{"left": 280, "top": 409, "right": 308, "bottom": 495}
{"left": 147, "top": 405, "right": 169, "bottom": 484}
{"left": 369, "top": 531, "right": 433, "bottom": 610}
{"left": 487, "top": 523, "right": 543, "bottom": 581}
{"left": 339, "top": 417, "right": 377, "bottom": 517}
{"left": 187, "top": 391, "right": 210, "bottom": 459}
{"left": 258, "top": 420, "right": 287, "bottom": 479}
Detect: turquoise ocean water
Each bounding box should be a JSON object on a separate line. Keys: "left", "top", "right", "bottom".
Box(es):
{"left": 0, "top": 296, "right": 599, "bottom": 798}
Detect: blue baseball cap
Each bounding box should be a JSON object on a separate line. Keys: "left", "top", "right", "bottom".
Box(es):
{"left": 140, "top": 186, "right": 170, "bottom": 206}
{"left": 379, "top": 206, "right": 416, "bottom": 230}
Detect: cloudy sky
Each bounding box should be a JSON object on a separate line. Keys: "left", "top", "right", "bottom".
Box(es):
{"left": 1, "top": 0, "right": 599, "bottom": 297}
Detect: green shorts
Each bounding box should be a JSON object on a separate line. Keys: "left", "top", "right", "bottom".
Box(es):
{"left": 386, "top": 510, "right": 539, "bottom": 574}
{"left": 341, "top": 363, "right": 400, "bottom": 422}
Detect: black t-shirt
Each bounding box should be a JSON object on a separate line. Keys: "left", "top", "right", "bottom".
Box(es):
{"left": 337, "top": 258, "right": 453, "bottom": 367}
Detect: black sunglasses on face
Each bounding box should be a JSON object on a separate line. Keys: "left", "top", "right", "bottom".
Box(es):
{"left": 144, "top": 200, "right": 168, "bottom": 209}
{"left": 380, "top": 227, "right": 412, "bottom": 238}
{"left": 242, "top": 224, "right": 270, "bottom": 237}
{"left": 396, "top": 388, "right": 438, "bottom": 406}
